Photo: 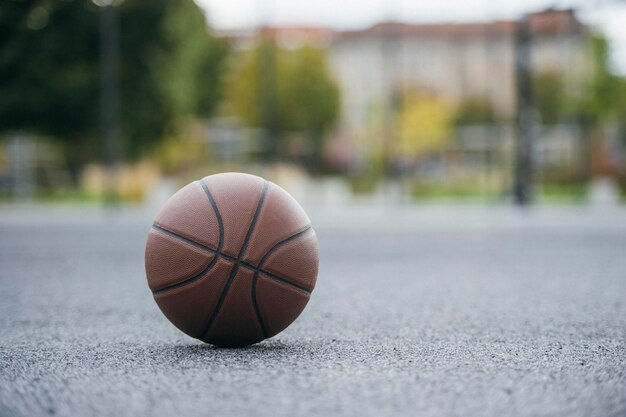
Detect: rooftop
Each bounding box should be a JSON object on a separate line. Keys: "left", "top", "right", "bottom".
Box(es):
{"left": 218, "top": 8, "right": 587, "bottom": 45}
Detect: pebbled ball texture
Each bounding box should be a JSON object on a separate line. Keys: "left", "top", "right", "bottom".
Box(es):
{"left": 145, "top": 173, "right": 319, "bottom": 347}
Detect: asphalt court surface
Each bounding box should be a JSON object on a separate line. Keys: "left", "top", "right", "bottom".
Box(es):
{"left": 1, "top": 206, "right": 625, "bottom": 417}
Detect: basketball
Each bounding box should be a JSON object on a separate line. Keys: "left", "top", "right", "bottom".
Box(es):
{"left": 145, "top": 172, "right": 319, "bottom": 347}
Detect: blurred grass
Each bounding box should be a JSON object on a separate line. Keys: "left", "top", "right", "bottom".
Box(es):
{"left": 0, "top": 175, "right": 610, "bottom": 205}
{"left": 0, "top": 189, "right": 100, "bottom": 204}
{"left": 537, "top": 184, "right": 588, "bottom": 204}
{"left": 410, "top": 183, "right": 502, "bottom": 202}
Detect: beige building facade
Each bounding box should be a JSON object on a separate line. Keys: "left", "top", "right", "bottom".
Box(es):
{"left": 220, "top": 9, "right": 592, "bottom": 163}
{"left": 328, "top": 9, "right": 591, "bottom": 138}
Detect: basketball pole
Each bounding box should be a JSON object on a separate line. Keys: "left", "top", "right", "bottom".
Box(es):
{"left": 513, "top": 14, "right": 538, "bottom": 206}
{"left": 100, "top": 2, "right": 120, "bottom": 206}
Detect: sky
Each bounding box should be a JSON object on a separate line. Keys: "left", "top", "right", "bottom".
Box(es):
{"left": 196, "top": 0, "right": 626, "bottom": 74}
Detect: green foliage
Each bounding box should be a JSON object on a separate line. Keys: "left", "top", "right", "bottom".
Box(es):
{"left": 118, "top": 0, "right": 228, "bottom": 159}
{"left": 533, "top": 72, "right": 565, "bottom": 125}
{"left": 527, "top": 33, "right": 626, "bottom": 127}
{"left": 393, "top": 92, "right": 454, "bottom": 158}
{"left": 617, "top": 78, "right": 626, "bottom": 148}
{"left": 228, "top": 40, "right": 274, "bottom": 127}
{"left": 454, "top": 97, "right": 496, "bottom": 125}
{"left": 575, "top": 33, "right": 626, "bottom": 127}
{"left": 153, "top": 122, "right": 209, "bottom": 175}
{"left": 586, "top": 33, "right": 619, "bottom": 123}
{"left": 454, "top": 34, "right": 626, "bottom": 129}
{"left": 227, "top": 41, "right": 340, "bottom": 165}
{"left": 0, "top": 1, "right": 100, "bottom": 143}
{"left": 0, "top": 0, "right": 228, "bottom": 164}
{"left": 278, "top": 45, "right": 340, "bottom": 132}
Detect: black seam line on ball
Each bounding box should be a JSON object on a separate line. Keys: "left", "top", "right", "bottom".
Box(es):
{"left": 258, "top": 270, "right": 312, "bottom": 294}
{"left": 257, "top": 225, "right": 313, "bottom": 270}
{"left": 252, "top": 226, "right": 314, "bottom": 293}
{"left": 149, "top": 225, "right": 312, "bottom": 294}
{"left": 150, "top": 181, "right": 225, "bottom": 295}
{"left": 152, "top": 258, "right": 216, "bottom": 294}
{"left": 200, "top": 180, "right": 269, "bottom": 340}
{"left": 250, "top": 271, "right": 268, "bottom": 339}
{"left": 238, "top": 180, "right": 270, "bottom": 260}
{"left": 151, "top": 223, "right": 238, "bottom": 263}
{"left": 250, "top": 225, "right": 314, "bottom": 338}
{"left": 199, "top": 180, "right": 224, "bottom": 253}
{"left": 152, "top": 224, "right": 219, "bottom": 254}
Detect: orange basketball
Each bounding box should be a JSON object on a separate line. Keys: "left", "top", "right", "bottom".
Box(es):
{"left": 144, "top": 173, "right": 319, "bottom": 347}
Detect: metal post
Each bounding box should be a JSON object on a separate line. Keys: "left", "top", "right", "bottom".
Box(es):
{"left": 100, "top": 3, "right": 120, "bottom": 204}
{"left": 513, "top": 15, "right": 537, "bottom": 205}
{"left": 380, "top": 26, "right": 401, "bottom": 179}
{"left": 255, "top": 0, "right": 279, "bottom": 163}
{"left": 258, "top": 38, "right": 279, "bottom": 162}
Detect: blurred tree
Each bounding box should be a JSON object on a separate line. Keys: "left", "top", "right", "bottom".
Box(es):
{"left": 532, "top": 72, "right": 565, "bottom": 125}
{"left": 153, "top": 121, "right": 209, "bottom": 176}
{"left": 227, "top": 39, "right": 280, "bottom": 159}
{"left": 0, "top": 0, "right": 99, "bottom": 172}
{"left": 617, "top": 78, "right": 626, "bottom": 148}
{"left": 393, "top": 92, "right": 453, "bottom": 159}
{"left": 576, "top": 33, "right": 626, "bottom": 180}
{"left": 280, "top": 45, "right": 339, "bottom": 172}
{"left": 119, "top": 0, "right": 228, "bottom": 159}
{"left": 0, "top": 0, "right": 228, "bottom": 172}
{"left": 454, "top": 97, "right": 496, "bottom": 126}
{"left": 585, "top": 33, "right": 622, "bottom": 125}
{"left": 227, "top": 42, "right": 339, "bottom": 171}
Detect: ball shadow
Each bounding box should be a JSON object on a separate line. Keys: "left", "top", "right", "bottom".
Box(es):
{"left": 152, "top": 338, "right": 307, "bottom": 359}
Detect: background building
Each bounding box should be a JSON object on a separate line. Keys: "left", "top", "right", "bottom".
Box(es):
{"left": 330, "top": 9, "right": 590, "bottom": 137}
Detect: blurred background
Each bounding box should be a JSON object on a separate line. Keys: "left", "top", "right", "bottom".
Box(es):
{"left": 4, "top": 3, "right": 626, "bottom": 415}
{"left": 1, "top": 0, "right": 626, "bottom": 208}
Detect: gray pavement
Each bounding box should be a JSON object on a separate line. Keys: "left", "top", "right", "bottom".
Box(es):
{"left": 1, "top": 205, "right": 625, "bottom": 417}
